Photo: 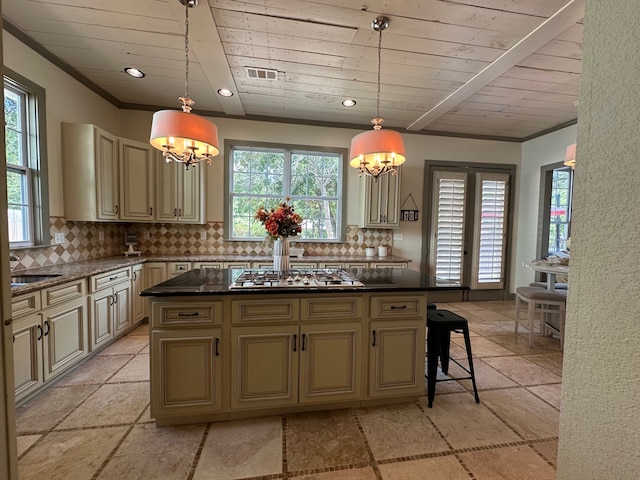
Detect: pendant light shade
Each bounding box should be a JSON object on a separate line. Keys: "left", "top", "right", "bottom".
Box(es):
{"left": 564, "top": 143, "right": 576, "bottom": 169}
{"left": 350, "top": 16, "right": 406, "bottom": 179}
{"left": 149, "top": 0, "right": 219, "bottom": 169}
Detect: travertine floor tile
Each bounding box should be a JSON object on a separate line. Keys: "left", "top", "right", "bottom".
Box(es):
{"left": 139, "top": 344, "right": 150, "bottom": 354}
{"left": 56, "top": 382, "right": 149, "bottom": 429}
{"left": 54, "top": 354, "right": 133, "bottom": 386}
{"left": 98, "top": 423, "right": 205, "bottom": 479}
{"left": 456, "top": 358, "right": 518, "bottom": 390}
{"left": 480, "top": 388, "right": 559, "bottom": 439}
{"left": 482, "top": 356, "right": 562, "bottom": 385}
{"left": 466, "top": 309, "right": 514, "bottom": 322}
{"left": 451, "top": 336, "right": 515, "bottom": 358}
{"left": 18, "top": 426, "right": 128, "bottom": 480}
{"left": 523, "top": 352, "right": 564, "bottom": 376}
{"left": 137, "top": 406, "right": 153, "bottom": 423}
{"left": 16, "top": 435, "right": 41, "bottom": 457}
{"left": 193, "top": 416, "right": 282, "bottom": 480}
{"left": 128, "top": 322, "right": 149, "bottom": 336}
{"left": 460, "top": 445, "right": 556, "bottom": 479}
{"left": 468, "top": 319, "right": 515, "bottom": 337}
{"left": 290, "top": 466, "right": 377, "bottom": 479}
{"left": 422, "top": 393, "right": 520, "bottom": 449}
{"left": 16, "top": 385, "right": 98, "bottom": 434}
{"left": 487, "top": 333, "right": 560, "bottom": 354}
{"left": 286, "top": 410, "right": 369, "bottom": 471}
{"left": 97, "top": 335, "right": 148, "bottom": 355}
{"left": 108, "top": 354, "right": 150, "bottom": 382}
{"left": 532, "top": 440, "right": 558, "bottom": 467}
{"left": 357, "top": 402, "right": 449, "bottom": 460}
{"left": 527, "top": 383, "right": 562, "bottom": 410}
{"left": 378, "top": 456, "right": 470, "bottom": 480}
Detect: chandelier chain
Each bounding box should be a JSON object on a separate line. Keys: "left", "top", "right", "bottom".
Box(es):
{"left": 183, "top": 0, "right": 190, "bottom": 99}
{"left": 376, "top": 26, "right": 382, "bottom": 119}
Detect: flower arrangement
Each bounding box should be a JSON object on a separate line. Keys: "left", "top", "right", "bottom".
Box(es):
{"left": 255, "top": 198, "right": 303, "bottom": 239}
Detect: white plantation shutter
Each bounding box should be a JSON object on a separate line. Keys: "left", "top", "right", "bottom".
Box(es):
{"left": 471, "top": 173, "right": 508, "bottom": 289}
{"left": 430, "top": 172, "right": 467, "bottom": 282}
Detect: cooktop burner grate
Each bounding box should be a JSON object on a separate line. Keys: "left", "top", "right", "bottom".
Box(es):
{"left": 230, "top": 269, "right": 364, "bottom": 289}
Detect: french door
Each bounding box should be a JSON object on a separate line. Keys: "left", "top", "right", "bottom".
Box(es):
{"left": 425, "top": 163, "right": 514, "bottom": 294}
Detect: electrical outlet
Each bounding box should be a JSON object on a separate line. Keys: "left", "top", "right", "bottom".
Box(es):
{"left": 357, "top": 232, "right": 364, "bottom": 244}
{"left": 393, "top": 233, "right": 404, "bottom": 241}
{"left": 98, "top": 230, "right": 104, "bottom": 242}
{"left": 54, "top": 232, "right": 65, "bottom": 244}
{"left": 144, "top": 231, "right": 151, "bottom": 241}
{"left": 201, "top": 231, "right": 207, "bottom": 241}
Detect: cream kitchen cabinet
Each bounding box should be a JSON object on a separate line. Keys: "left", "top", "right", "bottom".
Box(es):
{"left": 359, "top": 171, "right": 401, "bottom": 228}
{"left": 368, "top": 295, "right": 426, "bottom": 398}
{"left": 62, "top": 123, "right": 155, "bottom": 222}
{"left": 145, "top": 262, "right": 168, "bottom": 289}
{"left": 132, "top": 263, "right": 146, "bottom": 322}
{"left": 89, "top": 268, "right": 132, "bottom": 351}
{"left": 156, "top": 159, "right": 205, "bottom": 224}
{"left": 149, "top": 299, "right": 224, "bottom": 422}
{"left": 193, "top": 262, "right": 222, "bottom": 271}
{"left": 168, "top": 262, "right": 192, "bottom": 278}
{"left": 12, "top": 280, "right": 89, "bottom": 402}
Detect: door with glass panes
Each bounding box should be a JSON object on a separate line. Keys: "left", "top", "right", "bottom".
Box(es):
{"left": 425, "top": 164, "right": 513, "bottom": 294}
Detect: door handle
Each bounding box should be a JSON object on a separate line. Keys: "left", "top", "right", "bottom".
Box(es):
{"left": 44, "top": 320, "right": 50, "bottom": 336}
{"left": 37, "top": 324, "right": 43, "bottom": 341}
{"left": 215, "top": 338, "right": 220, "bottom": 357}
{"left": 301, "top": 334, "right": 306, "bottom": 351}
{"left": 372, "top": 330, "right": 377, "bottom": 347}
{"left": 293, "top": 334, "right": 297, "bottom": 352}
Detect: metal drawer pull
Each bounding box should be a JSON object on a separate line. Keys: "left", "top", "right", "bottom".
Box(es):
{"left": 372, "top": 330, "right": 377, "bottom": 347}
{"left": 109, "top": 276, "right": 118, "bottom": 281}
{"left": 390, "top": 305, "right": 407, "bottom": 310}
{"left": 215, "top": 338, "right": 220, "bottom": 356}
{"left": 178, "top": 312, "right": 199, "bottom": 317}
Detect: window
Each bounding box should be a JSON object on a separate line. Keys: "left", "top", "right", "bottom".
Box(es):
{"left": 548, "top": 167, "right": 573, "bottom": 254}
{"left": 4, "top": 70, "right": 49, "bottom": 248}
{"left": 226, "top": 141, "right": 346, "bottom": 241}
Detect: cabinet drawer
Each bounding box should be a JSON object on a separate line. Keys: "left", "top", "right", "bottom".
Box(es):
{"left": 41, "top": 279, "right": 86, "bottom": 308}
{"left": 301, "top": 296, "right": 363, "bottom": 321}
{"left": 11, "top": 292, "right": 41, "bottom": 319}
{"left": 370, "top": 295, "right": 426, "bottom": 319}
{"left": 152, "top": 301, "right": 222, "bottom": 328}
{"left": 168, "top": 262, "right": 192, "bottom": 276}
{"left": 231, "top": 298, "right": 298, "bottom": 324}
{"left": 90, "top": 267, "right": 131, "bottom": 292}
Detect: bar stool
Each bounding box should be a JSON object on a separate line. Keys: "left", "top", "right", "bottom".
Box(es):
{"left": 425, "top": 309, "right": 480, "bottom": 408}
{"left": 515, "top": 286, "right": 566, "bottom": 349}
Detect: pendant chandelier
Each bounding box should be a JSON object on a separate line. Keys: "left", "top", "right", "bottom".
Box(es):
{"left": 564, "top": 143, "right": 576, "bottom": 169}
{"left": 149, "top": 0, "right": 219, "bottom": 169}
{"left": 350, "top": 16, "right": 406, "bottom": 180}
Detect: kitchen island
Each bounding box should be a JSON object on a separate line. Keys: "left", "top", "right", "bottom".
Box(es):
{"left": 141, "top": 268, "right": 432, "bottom": 426}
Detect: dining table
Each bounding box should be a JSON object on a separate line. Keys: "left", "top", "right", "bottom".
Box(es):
{"left": 523, "top": 261, "right": 569, "bottom": 291}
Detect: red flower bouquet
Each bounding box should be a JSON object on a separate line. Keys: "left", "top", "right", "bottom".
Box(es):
{"left": 255, "top": 198, "right": 303, "bottom": 239}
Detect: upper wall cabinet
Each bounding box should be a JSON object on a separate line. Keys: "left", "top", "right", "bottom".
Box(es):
{"left": 359, "top": 171, "right": 401, "bottom": 229}
{"left": 62, "top": 123, "right": 154, "bottom": 222}
{"left": 155, "top": 159, "right": 205, "bottom": 224}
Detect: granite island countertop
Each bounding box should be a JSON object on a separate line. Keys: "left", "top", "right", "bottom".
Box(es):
{"left": 9, "top": 254, "right": 411, "bottom": 296}
{"left": 140, "top": 267, "right": 462, "bottom": 296}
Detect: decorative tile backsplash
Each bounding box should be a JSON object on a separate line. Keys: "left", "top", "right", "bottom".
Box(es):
{"left": 10, "top": 218, "right": 394, "bottom": 269}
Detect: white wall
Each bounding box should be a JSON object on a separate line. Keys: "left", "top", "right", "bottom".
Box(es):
{"left": 514, "top": 124, "right": 577, "bottom": 289}
{"left": 557, "top": 1, "right": 640, "bottom": 477}
{"left": 3, "top": 32, "right": 121, "bottom": 217}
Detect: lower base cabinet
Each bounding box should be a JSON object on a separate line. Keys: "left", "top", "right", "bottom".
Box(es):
{"left": 90, "top": 280, "right": 132, "bottom": 351}
{"left": 12, "top": 314, "right": 44, "bottom": 400}
{"left": 151, "top": 329, "right": 223, "bottom": 418}
{"left": 230, "top": 322, "right": 362, "bottom": 409}
{"left": 368, "top": 320, "right": 426, "bottom": 398}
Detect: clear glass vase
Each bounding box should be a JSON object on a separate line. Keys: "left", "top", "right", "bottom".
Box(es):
{"left": 273, "top": 236, "right": 290, "bottom": 273}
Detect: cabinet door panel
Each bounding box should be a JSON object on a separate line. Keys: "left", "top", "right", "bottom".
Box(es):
{"left": 132, "top": 265, "right": 146, "bottom": 322}
{"left": 42, "top": 297, "right": 87, "bottom": 381}
{"left": 95, "top": 128, "right": 119, "bottom": 220}
{"left": 230, "top": 326, "right": 298, "bottom": 409}
{"left": 113, "top": 282, "right": 132, "bottom": 337}
{"left": 12, "top": 314, "right": 43, "bottom": 401}
{"left": 299, "top": 323, "right": 362, "bottom": 403}
{"left": 91, "top": 289, "right": 114, "bottom": 351}
{"left": 369, "top": 320, "right": 426, "bottom": 398}
{"left": 179, "top": 167, "right": 201, "bottom": 223}
{"left": 156, "top": 160, "right": 179, "bottom": 221}
{"left": 119, "top": 138, "right": 154, "bottom": 221}
{"left": 151, "top": 329, "right": 222, "bottom": 416}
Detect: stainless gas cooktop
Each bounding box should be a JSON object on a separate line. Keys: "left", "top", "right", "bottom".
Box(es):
{"left": 230, "top": 269, "right": 364, "bottom": 289}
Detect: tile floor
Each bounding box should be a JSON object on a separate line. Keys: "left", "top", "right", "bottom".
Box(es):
{"left": 14, "top": 300, "right": 562, "bottom": 480}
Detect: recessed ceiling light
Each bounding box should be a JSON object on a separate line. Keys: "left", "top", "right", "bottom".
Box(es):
{"left": 342, "top": 99, "right": 356, "bottom": 107}
{"left": 218, "top": 88, "right": 234, "bottom": 97}
{"left": 124, "top": 67, "right": 145, "bottom": 78}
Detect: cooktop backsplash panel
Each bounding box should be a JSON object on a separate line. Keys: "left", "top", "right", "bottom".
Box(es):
{"left": 11, "top": 218, "right": 393, "bottom": 269}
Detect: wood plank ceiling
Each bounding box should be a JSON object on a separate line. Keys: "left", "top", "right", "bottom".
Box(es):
{"left": 2, "top": 0, "right": 584, "bottom": 141}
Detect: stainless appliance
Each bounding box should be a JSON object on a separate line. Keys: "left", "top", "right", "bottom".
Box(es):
{"left": 230, "top": 269, "right": 364, "bottom": 289}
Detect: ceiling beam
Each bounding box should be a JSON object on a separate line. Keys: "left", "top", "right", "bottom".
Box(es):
{"left": 406, "top": 0, "right": 585, "bottom": 131}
